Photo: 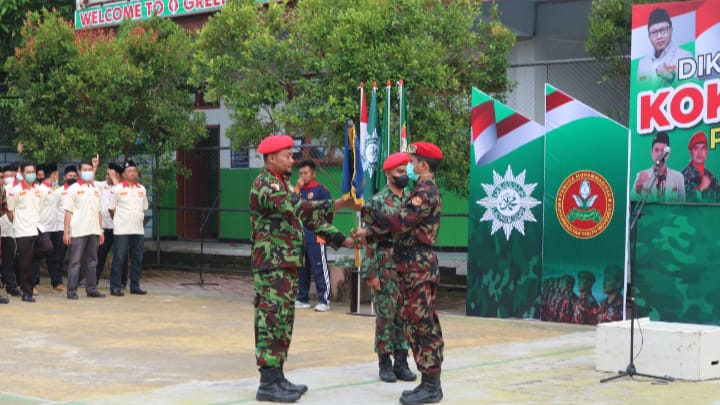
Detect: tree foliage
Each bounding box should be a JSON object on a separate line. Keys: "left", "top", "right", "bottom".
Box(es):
{"left": 4, "top": 10, "right": 206, "bottom": 195}
{"left": 193, "top": 0, "right": 515, "bottom": 196}
{"left": 586, "top": 0, "right": 690, "bottom": 85}
{"left": 0, "top": 0, "right": 74, "bottom": 63}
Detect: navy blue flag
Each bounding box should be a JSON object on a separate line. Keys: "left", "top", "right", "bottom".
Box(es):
{"left": 341, "top": 118, "right": 364, "bottom": 203}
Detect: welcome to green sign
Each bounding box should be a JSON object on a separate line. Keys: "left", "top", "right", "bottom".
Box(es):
{"left": 75, "top": 0, "right": 226, "bottom": 30}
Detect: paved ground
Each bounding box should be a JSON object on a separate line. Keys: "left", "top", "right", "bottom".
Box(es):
{"left": 1, "top": 270, "right": 719, "bottom": 405}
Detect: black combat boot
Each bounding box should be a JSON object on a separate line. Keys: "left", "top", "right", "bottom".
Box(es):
{"left": 399, "top": 372, "right": 443, "bottom": 405}
{"left": 256, "top": 367, "right": 302, "bottom": 403}
{"left": 379, "top": 353, "right": 397, "bottom": 382}
{"left": 279, "top": 367, "right": 308, "bottom": 394}
{"left": 393, "top": 350, "right": 417, "bottom": 381}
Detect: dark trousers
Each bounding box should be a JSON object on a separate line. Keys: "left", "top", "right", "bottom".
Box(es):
{"left": 46, "top": 231, "right": 69, "bottom": 287}
{"left": 110, "top": 234, "right": 143, "bottom": 290}
{"left": 1, "top": 236, "right": 17, "bottom": 292}
{"left": 68, "top": 235, "right": 100, "bottom": 294}
{"left": 16, "top": 233, "right": 53, "bottom": 296}
{"left": 96, "top": 228, "right": 113, "bottom": 280}
{"left": 297, "top": 243, "right": 329, "bottom": 304}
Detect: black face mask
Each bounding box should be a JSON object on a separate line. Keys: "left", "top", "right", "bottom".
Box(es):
{"left": 36, "top": 177, "right": 44, "bottom": 183}
{"left": 65, "top": 178, "right": 77, "bottom": 186}
{"left": 392, "top": 174, "right": 409, "bottom": 189}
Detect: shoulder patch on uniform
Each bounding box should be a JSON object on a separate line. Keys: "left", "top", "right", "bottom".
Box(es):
{"left": 411, "top": 196, "right": 423, "bottom": 206}
{"left": 308, "top": 192, "right": 314, "bottom": 199}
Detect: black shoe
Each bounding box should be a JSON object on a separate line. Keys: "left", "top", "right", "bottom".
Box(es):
{"left": 87, "top": 291, "right": 106, "bottom": 298}
{"left": 130, "top": 287, "right": 147, "bottom": 295}
{"left": 21, "top": 294, "right": 35, "bottom": 303}
{"left": 256, "top": 367, "right": 301, "bottom": 403}
{"left": 394, "top": 350, "right": 417, "bottom": 381}
{"left": 379, "top": 354, "right": 397, "bottom": 382}
{"left": 400, "top": 372, "right": 443, "bottom": 405}
{"left": 0, "top": 295, "right": 8, "bottom": 304}
{"left": 7, "top": 288, "right": 21, "bottom": 297}
{"left": 110, "top": 288, "right": 124, "bottom": 297}
{"left": 279, "top": 368, "right": 308, "bottom": 394}
{"left": 67, "top": 292, "right": 79, "bottom": 300}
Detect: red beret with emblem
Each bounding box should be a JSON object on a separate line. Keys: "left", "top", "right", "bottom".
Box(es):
{"left": 688, "top": 131, "right": 707, "bottom": 150}
{"left": 382, "top": 152, "right": 409, "bottom": 171}
{"left": 407, "top": 141, "right": 443, "bottom": 160}
{"left": 257, "top": 135, "right": 294, "bottom": 154}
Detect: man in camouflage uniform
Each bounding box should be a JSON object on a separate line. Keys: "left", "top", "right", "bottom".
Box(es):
{"left": 597, "top": 265, "right": 624, "bottom": 323}
{"left": 556, "top": 275, "right": 578, "bottom": 323}
{"left": 250, "top": 134, "right": 354, "bottom": 403}
{"left": 572, "top": 271, "right": 598, "bottom": 325}
{"left": 682, "top": 131, "right": 720, "bottom": 202}
{"left": 356, "top": 141, "right": 445, "bottom": 405}
{"left": 361, "top": 152, "right": 416, "bottom": 383}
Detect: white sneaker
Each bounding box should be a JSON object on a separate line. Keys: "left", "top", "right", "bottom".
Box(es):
{"left": 295, "top": 300, "right": 311, "bottom": 309}
{"left": 314, "top": 303, "right": 330, "bottom": 312}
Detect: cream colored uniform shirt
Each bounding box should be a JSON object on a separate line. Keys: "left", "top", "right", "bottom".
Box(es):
{"left": 6, "top": 182, "right": 45, "bottom": 237}
{"left": 38, "top": 182, "right": 57, "bottom": 233}
{"left": 109, "top": 181, "right": 148, "bottom": 236}
{"left": 62, "top": 180, "right": 102, "bottom": 238}
{"left": 96, "top": 180, "right": 114, "bottom": 230}
{"left": 51, "top": 184, "right": 72, "bottom": 232}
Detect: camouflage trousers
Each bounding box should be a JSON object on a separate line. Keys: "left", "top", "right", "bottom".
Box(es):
{"left": 400, "top": 269, "right": 444, "bottom": 375}
{"left": 253, "top": 267, "right": 298, "bottom": 368}
{"left": 370, "top": 268, "right": 409, "bottom": 355}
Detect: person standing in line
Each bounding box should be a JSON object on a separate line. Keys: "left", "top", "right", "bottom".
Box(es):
{"left": 354, "top": 142, "right": 445, "bottom": 405}
{"left": 1, "top": 166, "right": 20, "bottom": 298}
{"left": 6, "top": 163, "right": 53, "bottom": 302}
{"left": 62, "top": 160, "right": 106, "bottom": 299}
{"left": 294, "top": 160, "right": 332, "bottom": 312}
{"left": 108, "top": 160, "right": 148, "bottom": 297}
{"left": 95, "top": 162, "right": 123, "bottom": 282}
{"left": 250, "top": 134, "right": 356, "bottom": 403}
{"left": 36, "top": 163, "right": 65, "bottom": 293}
{"left": 360, "top": 152, "right": 417, "bottom": 383}
{"left": 45, "top": 166, "right": 78, "bottom": 294}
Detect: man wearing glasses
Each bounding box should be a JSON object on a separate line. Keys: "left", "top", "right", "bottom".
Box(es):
{"left": 637, "top": 8, "right": 692, "bottom": 86}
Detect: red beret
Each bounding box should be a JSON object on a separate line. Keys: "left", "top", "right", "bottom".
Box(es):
{"left": 688, "top": 131, "right": 707, "bottom": 150}
{"left": 408, "top": 141, "right": 443, "bottom": 160}
{"left": 382, "top": 152, "right": 409, "bottom": 171}
{"left": 257, "top": 135, "right": 293, "bottom": 154}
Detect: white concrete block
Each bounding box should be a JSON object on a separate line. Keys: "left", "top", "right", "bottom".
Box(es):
{"left": 596, "top": 318, "right": 720, "bottom": 381}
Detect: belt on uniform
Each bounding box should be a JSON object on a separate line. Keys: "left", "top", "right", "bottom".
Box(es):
{"left": 393, "top": 245, "right": 431, "bottom": 262}
{"left": 376, "top": 241, "right": 394, "bottom": 249}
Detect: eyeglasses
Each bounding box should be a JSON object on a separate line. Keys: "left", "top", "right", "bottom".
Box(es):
{"left": 649, "top": 26, "right": 670, "bottom": 37}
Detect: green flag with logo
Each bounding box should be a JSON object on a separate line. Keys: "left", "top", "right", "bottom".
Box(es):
{"left": 543, "top": 84, "right": 629, "bottom": 325}
{"left": 467, "top": 87, "right": 545, "bottom": 318}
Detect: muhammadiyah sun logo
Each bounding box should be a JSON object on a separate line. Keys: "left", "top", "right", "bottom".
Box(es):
{"left": 556, "top": 170, "right": 614, "bottom": 239}
{"left": 477, "top": 165, "right": 541, "bottom": 240}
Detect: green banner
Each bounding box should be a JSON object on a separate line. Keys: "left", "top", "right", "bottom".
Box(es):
{"left": 542, "top": 84, "right": 629, "bottom": 325}
{"left": 466, "top": 88, "right": 544, "bottom": 318}
{"left": 630, "top": 0, "right": 720, "bottom": 325}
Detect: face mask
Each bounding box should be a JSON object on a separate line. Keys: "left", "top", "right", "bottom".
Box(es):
{"left": 37, "top": 177, "right": 44, "bottom": 183}
{"left": 65, "top": 178, "right": 77, "bottom": 186}
{"left": 392, "top": 174, "right": 409, "bottom": 189}
{"left": 15, "top": 173, "right": 22, "bottom": 181}
{"left": 24, "top": 173, "right": 36, "bottom": 184}
{"left": 51, "top": 180, "right": 58, "bottom": 187}
{"left": 406, "top": 163, "right": 419, "bottom": 181}
{"left": 3, "top": 177, "right": 13, "bottom": 186}
{"left": 81, "top": 171, "right": 94, "bottom": 182}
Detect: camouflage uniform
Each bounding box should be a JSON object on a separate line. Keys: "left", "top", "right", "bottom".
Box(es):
{"left": 250, "top": 168, "right": 346, "bottom": 368}
{"left": 681, "top": 164, "right": 720, "bottom": 202}
{"left": 361, "top": 187, "right": 408, "bottom": 355}
{"left": 597, "top": 293, "right": 623, "bottom": 323}
{"left": 362, "top": 177, "right": 443, "bottom": 375}
{"left": 572, "top": 291, "right": 599, "bottom": 325}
